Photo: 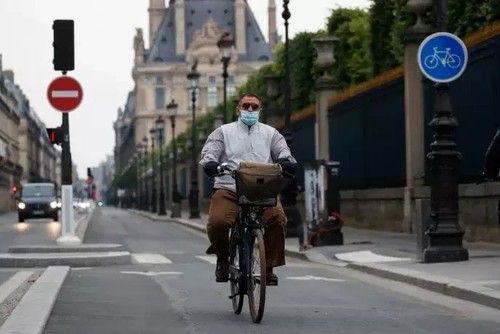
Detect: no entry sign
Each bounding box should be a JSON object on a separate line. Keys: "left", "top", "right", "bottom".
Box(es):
{"left": 47, "top": 76, "right": 83, "bottom": 112}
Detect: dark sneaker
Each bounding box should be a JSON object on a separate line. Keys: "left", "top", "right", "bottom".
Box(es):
{"left": 266, "top": 268, "right": 278, "bottom": 286}
{"left": 215, "top": 260, "right": 229, "bottom": 282}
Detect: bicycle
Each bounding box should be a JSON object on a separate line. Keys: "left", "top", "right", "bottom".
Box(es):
{"left": 213, "top": 161, "right": 291, "bottom": 323}
{"left": 424, "top": 47, "right": 461, "bottom": 69}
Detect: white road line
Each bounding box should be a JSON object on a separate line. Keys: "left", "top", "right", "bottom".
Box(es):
{"left": 334, "top": 250, "right": 411, "bottom": 263}
{"left": 132, "top": 253, "right": 172, "bottom": 264}
{"left": 0, "top": 266, "right": 70, "bottom": 334}
{"left": 51, "top": 90, "right": 79, "bottom": 98}
{"left": 120, "top": 271, "right": 183, "bottom": 276}
{"left": 196, "top": 255, "right": 217, "bottom": 264}
{"left": 0, "top": 271, "right": 33, "bottom": 304}
{"left": 286, "top": 275, "right": 346, "bottom": 282}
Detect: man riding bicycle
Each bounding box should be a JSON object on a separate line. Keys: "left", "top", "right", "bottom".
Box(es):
{"left": 199, "top": 93, "right": 297, "bottom": 286}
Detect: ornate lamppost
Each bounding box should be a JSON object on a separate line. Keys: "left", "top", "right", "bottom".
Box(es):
{"left": 282, "top": 0, "right": 292, "bottom": 141}
{"left": 149, "top": 127, "right": 157, "bottom": 213}
{"left": 135, "top": 144, "right": 143, "bottom": 210}
{"left": 166, "top": 99, "right": 181, "bottom": 218}
{"left": 187, "top": 63, "right": 201, "bottom": 219}
{"left": 142, "top": 136, "right": 149, "bottom": 211}
{"left": 156, "top": 116, "right": 166, "bottom": 216}
{"left": 423, "top": 0, "right": 469, "bottom": 263}
{"left": 218, "top": 32, "right": 234, "bottom": 124}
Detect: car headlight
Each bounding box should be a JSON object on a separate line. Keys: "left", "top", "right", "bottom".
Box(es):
{"left": 50, "top": 201, "right": 58, "bottom": 209}
{"left": 18, "top": 202, "right": 26, "bottom": 210}
{"left": 57, "top": 202, "right": 62, "bottom": 208}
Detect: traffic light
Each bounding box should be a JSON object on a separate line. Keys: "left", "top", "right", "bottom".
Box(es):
{"left": 52, "top": 19, "right": 74, "bottom": 71}
{"left": 46, "top": 127, "right": 63, "bottom": 145}
{"left": 11, "top": 186, "right": 17, "bottom": 193}
{"left": 87, "top": 168, "right": 93, "bottom": 178}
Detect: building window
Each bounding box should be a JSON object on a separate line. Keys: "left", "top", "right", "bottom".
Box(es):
{"left": 208, "top": 76, "right": 216, "bottom": 84}
{"left": 226, "top": 86, "right": 236, "bottom": 98}
{"left": 228, "top": 75, "right": 234, "bottom": 83}
{"left": 207, "top": 87, "right": 218, "bottom": 107}
{"left": 155, "top": 87, "right": 165, "bottom": 110}
{"left": 155, "top": 76, "right": 164, "bottom": 84}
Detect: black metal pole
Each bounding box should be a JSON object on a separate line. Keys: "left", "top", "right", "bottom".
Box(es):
{"left": 189, "top": 89, "right": 200, "bottom": 219}
{"left": 137, "top": 153, "right": 141, "bottom": 210}
{"left": 150, "top": 137, "right": 156, "bottom": 213}
{"left": 61, "top": 112, "right": 72, "bottom": 185}
{"left": 144, "top": 145, "right": 149, "bottom": 211}
{"left": 158, "top": 129, "right": 166, "bottom": 216}
{"left": 423, "top": 0, "right": 468, "bottom": 263}
{"left": 282, "top": 0, "right": 292, "bottom": 136}
{"left": 222, "top": 60, "right": 229, "bottom": 124}
{"left": 171, "top": 116, "right": 181, "bottom": 217}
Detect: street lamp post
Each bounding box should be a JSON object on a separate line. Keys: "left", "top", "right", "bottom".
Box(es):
{"left": 156, "top": 116, "right": 166, "bottom": 216}
{"left": 149, "top": 127, "right": 157, "bottom": 213}
{"left": 166, "top": 99, "right": 181, "bottom": 218}
{"left": 218, "top": 32, "right": 234, "bottom": 124}
{"left": 142, "top": 136, "right": 149, "bottom": 211}
{"left": 282, "top": 0, "right": 292, "bottom": 140}
{"left": 136, "top": 145, "right": 143, "bottom": 211}
{"left": 423, "top": 0, "right": 468, "bottom": 263}
{"left": 187, "top": 64, "right": 201, "bottom": 219}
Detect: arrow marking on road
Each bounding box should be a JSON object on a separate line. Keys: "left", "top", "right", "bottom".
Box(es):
{"left": 286, "top": 275, "right": 346, "bottom": 282}
{"left": 120, "top": 271, "right": 183, "bottom": 276}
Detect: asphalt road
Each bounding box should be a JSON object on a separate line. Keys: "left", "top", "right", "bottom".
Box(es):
{"left": 0, "top": 211, "right": 66, "bottom": 252}
{"left": 44, "top": 208, "right": 500, "bottom": 334}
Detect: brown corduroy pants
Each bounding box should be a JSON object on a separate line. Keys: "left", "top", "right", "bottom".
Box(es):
{"left": 206, "top": 188, "right": 287, "bottom": 268}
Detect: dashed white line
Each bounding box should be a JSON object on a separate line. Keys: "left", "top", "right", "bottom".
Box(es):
{"left": 132, "top": 253, "right": 172, "bottom": 264}
{"left": 196, "top": 255, "right": 217, "bottom": 264}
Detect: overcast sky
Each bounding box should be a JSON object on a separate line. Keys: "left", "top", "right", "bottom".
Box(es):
{"left": 0, "top": 0, "right": 371, "bottom": 178}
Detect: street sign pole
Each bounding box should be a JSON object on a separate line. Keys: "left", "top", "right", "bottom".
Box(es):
{"left": 50, "top": 19, "right": 82, "bottom": 245}
{"left": 57, "top": 98, "right": 80, "bottom": 245}
{"left": 417, "top": 1, "right": 468, "bottom": 263}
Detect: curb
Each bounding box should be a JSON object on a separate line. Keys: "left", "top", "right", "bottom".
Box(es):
{"left": 137, "top": 209, "right": 500, "bottom": 311}
{"left": 0, "top": 266, "right": 70, "bottom": 334}
{"left": 75, "top": 209, "right": 95, "bottom": 242}
{"left": 0, "top": 251, "right": 132, "bottom": 268}
{"left": 8, "top": 244, "right": 126, "bottom": 253}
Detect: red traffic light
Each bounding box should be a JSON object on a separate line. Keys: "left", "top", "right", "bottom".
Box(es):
{"left": 11, "top": 186, "right": 18, "bottom": 193}
{"left": 46, "top": 127, "right": 62, "bottom": 145}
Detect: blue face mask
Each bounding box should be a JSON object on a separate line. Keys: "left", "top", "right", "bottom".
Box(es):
{"left": 240, "top": 110, "right": 260, "bottom": 126}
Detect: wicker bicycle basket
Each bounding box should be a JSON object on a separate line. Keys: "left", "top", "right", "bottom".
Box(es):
{"left": 235, "top": 162, "right": 288, "bottom": 201}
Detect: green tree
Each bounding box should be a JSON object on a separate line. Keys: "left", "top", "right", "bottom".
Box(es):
{"left": 327, "top": 7, "right": 373, "bottom": 86}
{"left": 369, "top": 0, "right": 398, "bottom": 75}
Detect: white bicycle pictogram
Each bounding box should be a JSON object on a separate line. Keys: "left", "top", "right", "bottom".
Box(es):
{"left": 424, "top": 47, "right": 461, "bottom": 69}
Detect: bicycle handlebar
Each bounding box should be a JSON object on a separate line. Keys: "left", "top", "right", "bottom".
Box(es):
{"left": 209, "top": 163, "right": 295, "bottom": 180}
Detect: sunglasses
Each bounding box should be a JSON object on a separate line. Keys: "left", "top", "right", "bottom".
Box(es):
{"left": 240, "top": 103, "right": 260, "bottom": 110}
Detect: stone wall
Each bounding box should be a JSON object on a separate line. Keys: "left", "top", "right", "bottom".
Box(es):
{"left": 199, "top": 182, "right": 500, "bottom": 244}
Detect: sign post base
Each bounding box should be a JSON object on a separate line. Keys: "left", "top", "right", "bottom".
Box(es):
{"left": 56, "top": 184, "right": 81, "bottom": 246}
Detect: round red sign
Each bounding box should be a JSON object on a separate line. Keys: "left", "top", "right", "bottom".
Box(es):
{"left": 47, "top": 76, "right": 83, "bottom": 112}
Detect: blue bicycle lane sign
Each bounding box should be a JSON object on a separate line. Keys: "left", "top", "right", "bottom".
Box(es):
{"left": 417, "top": 32, "right": 468, "bottom": 83}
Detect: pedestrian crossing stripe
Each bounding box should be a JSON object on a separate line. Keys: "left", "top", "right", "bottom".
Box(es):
{"left": 195, "top": 255, "right": 217, "bottom": 264}
{"left": 132, "top": 253, "right": 172, "bottom": 264}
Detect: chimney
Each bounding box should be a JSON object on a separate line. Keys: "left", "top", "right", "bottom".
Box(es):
{"left": 268, "top": 0, "right": 277, "bottom": 50}
{"left": 3, "top": 70, "right": 14, "bottom": 83}
{"left": 235, "top": 0, "right": 246, "bottom": 54}
{"left": 175, "top": 0, "right": 185, "bottom": 55}
{"left": 149, "top": 0, "right": 166, "bottom": 47}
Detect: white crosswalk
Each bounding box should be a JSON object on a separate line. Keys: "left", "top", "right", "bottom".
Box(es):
{"left": 131, "top": 253, "right": 318, "bottom": 268}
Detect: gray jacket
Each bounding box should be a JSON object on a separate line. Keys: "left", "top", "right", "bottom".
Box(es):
{"left": 199, "top": 120, "right": 297, "bottom": 192}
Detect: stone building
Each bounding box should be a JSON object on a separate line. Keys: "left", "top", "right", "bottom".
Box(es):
{"left": 114, "top": 0, "right": 277, "bottom": 173}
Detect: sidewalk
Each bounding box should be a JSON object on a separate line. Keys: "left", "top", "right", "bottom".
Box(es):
{"left": 130, "top": 209, "right": 500, "bottom": 310}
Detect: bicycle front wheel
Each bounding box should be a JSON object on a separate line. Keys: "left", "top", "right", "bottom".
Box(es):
{"left": 247, "top": 228, "right": 266, "bottom": 323}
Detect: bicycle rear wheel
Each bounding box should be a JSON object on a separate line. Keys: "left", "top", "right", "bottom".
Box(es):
{"left": 229, "top": 235, "right": 244, "bottom": 314}
{"left": 247, "top": 228, "right": 266, "bottom": 323}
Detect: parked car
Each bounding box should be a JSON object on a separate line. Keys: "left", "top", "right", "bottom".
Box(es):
{"left": 17, "top": 183, "right": 59, "bottom": 222}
